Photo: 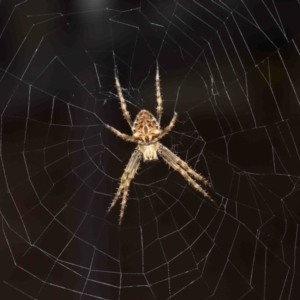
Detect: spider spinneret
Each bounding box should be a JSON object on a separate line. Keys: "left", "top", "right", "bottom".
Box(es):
{"left": 106, "top": 63, "right": 217, "bottom": 225}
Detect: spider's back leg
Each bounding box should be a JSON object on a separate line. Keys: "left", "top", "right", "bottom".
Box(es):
{"left": 115, "top": 70, "right": 133, "bottom": 128}
{"left": 155, "top": 63, "right": 163, "bottom": 124}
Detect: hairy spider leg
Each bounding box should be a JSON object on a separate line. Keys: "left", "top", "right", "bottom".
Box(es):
{"left": 155, "top": 112, "right": 177, "bottom": 141}
{"left": 158, "top": 144, "right": 217, "bottom": 207}
{"left": 155, "top": 63, "right": 163, "bottom": 124}
{"left": 106, "top": 124, "right": 136, "bottom": 143}
{"left": 115, "top": 70, "right": 133, "bottom": 128}
{"left": 106, "top": 149, "right": 142, "bottom": 225}
{"left": 159, "top": 144, "right": 212, "bottom": 188}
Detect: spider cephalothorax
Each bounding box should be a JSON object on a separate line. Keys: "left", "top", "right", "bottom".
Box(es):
{"left": 106, "top": 64, "right": 217, "bottom": 225}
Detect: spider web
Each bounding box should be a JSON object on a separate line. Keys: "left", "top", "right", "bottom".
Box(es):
{"left": 0, "top": 0, "right": 300, "bottom": 299}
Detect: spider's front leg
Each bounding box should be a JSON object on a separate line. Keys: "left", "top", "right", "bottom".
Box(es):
{"left": 106, "top": 148, "right": 142, "bottom": 225}
{"left": 158, "top": 143, "right": 217, "bottom": 207}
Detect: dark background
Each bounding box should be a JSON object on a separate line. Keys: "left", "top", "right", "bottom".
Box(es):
{"left": 0, "top": 0, "right": 300, "bottom": 299}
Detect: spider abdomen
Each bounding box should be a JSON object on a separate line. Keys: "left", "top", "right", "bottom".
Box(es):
{"left": 133, "top": 109, "right": 160, "bottom": 143}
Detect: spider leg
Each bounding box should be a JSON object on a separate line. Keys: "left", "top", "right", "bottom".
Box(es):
{"left": 106, "top": 149, "right": 142, "bottom": 225}
{"left": 106, "top": 125, "right": 136, "bottom": 143}
{"left": 157, "top": 112, "right": 177, "bottom": 140}
{"left": 106, "top": 165, "right": 130, "bottom": 214}
{"left": 158, "top": 144, "right": 217, "bottom": 207}
{"left": 115, "top": 70, "right": 133, "bottom": 128}
{"left": 155, "top": 63, "right": 163, "bottom": 124}
{"left": 118, "top": 153, "right": 142, "bottom": 225}
{"left": 119, "top": 185, "right": 131, "bottom": 226}
{"left": 158, "top": 143, "right": 212, "bottom": 187}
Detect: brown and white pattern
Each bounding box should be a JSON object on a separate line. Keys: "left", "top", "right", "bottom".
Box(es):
{"left": 106, "top": 64, "right": 217, "bottom": 225}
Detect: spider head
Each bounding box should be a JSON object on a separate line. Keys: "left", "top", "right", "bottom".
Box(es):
{"left": 138, "top": 142, "right": 159, "bottom": 161}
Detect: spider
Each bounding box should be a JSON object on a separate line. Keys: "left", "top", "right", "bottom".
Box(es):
{"left": 106, "top": 64, "right": 217, "bottom": 225}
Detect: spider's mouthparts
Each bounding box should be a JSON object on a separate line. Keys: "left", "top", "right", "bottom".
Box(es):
{"left": 143, "top": 157, "right": 159, "bottom": 162}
